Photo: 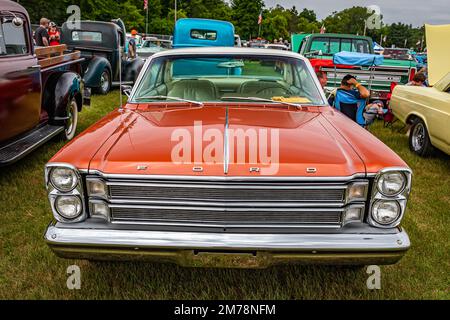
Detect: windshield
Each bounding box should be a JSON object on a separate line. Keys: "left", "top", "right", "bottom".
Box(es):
{"left": 132, "top": 55, "right": 326, "bottom": 105}
{"left": 383, "top": 49, "right": 411, "bottom": 60}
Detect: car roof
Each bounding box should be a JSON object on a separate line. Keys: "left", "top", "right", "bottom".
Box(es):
{"left": 151, "top": 46, "right": 306, "bottom": 60}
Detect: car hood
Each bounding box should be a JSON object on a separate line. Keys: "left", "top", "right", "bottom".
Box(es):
{"left": 80, "top": 104, "right": 370, "bottom": 177}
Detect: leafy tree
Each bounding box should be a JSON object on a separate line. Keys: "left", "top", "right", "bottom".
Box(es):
{"left": 231, "top": 0, "right": 264, "bottom": 40}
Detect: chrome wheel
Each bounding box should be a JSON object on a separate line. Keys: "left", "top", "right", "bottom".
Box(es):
{"left": 99, "top": 70, "right": 110, "bottom": 94}
{"left": 64, "top": 99, "right": 78, "bottom": 141}
{"left": 411, "top": 122, "right": 425, "bottom": 151}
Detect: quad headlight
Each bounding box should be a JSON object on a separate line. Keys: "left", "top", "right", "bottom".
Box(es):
{"left": 369, "top": 168, "right": 412, "bottom": 228}
{"left": 55, "top": 196, "right": 83, "bottom": 220}
{"left": 46, "top": 164, "right": 86, "bottom": 223}
{"left": 49, "top": 167, "right": 78, "bottom": 192}
{"left": 371, "top": 200, "right": 401, "bottom": 225}
{"left": 377, "top": 171, "right": 406, "bottom": 196}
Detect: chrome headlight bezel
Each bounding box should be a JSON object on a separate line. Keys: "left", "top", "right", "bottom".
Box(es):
{"left": 369, "top": 167, "right": 412, "bottom": 229}
{"left": 54, "top": 195, "right": 83, "bottom": 220}
{"left": 376, "top": 171, "right": 407, "bottom": 197}
{"left": 45, "top": 163, "right": 87, "bottom": 223}
{"left": 49, "top": 167, "right": 79, "bottom": 192}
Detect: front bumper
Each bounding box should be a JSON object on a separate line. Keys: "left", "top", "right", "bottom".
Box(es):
{"left": 44, "top": 223, "right": 410, "bottom": 268}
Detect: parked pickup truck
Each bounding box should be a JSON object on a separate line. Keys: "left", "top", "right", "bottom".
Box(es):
{"left": 61, "top": 19, "right": 144, "bottom": 94}
{"left": 292, "top": 33, "right": 418, "bottom": 103}
{"left": 0, "top": 0, "right": 88, "bottom": 166}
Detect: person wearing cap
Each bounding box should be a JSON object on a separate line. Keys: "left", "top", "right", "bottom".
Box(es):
{"left": 34, "top": 18, "right": 50, "bottom": 47}
{"left": 329, "top": 74, "right": 370, "bottom": 126}
{"left": 127, "top": 29, "right": 138, "bottom": 59}
{"left": 48, "top": 22, "right": 60, "bottom": 46}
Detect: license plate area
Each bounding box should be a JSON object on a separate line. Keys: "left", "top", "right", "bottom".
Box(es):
{"left": 182, "top": 250, "right": 268, "bottom": 269}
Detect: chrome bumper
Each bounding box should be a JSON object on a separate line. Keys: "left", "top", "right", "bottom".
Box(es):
{"left": 44, "top": 224, "right": 410, "bottom": 268}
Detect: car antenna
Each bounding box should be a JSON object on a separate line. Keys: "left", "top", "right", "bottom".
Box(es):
{"left": 119, "top": 44, "right": 123, "bottom": 111}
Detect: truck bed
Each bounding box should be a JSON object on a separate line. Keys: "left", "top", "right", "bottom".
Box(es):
{"left": 35, "top": 45, "right": 82, "bottom": 69}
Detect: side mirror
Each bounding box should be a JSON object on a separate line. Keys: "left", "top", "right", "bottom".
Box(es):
{"left": 12, "top": 17, "right": 24, "bottom": 28}
{"left": 121, "top": 85, "right": 132, "bottom": 98}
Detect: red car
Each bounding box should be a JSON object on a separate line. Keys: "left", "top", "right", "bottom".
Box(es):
{"left": 44, "top": 47, "right": 412, "bottom": 268}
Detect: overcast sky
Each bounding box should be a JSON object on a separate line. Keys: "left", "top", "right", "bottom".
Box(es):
{"left": 263, "top": 0, "right": 450, "bottom": 26}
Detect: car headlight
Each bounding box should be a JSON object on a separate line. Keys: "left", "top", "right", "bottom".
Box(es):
{"left": 87, "top": 179, "right": 108, "bottom": 198}
{"left": 50, "top": 167, "right": 78, "bottom": 192}
{"left": 55, "top": 196, "right": 82, "bottom": 220}
{"left": 377, "top": 171, "right": 406, "bottom": 196}
{"left": 372, "top": 200, "right": 401, "bottom": 225}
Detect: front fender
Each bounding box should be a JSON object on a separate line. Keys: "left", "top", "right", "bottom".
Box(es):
{"left": 84, "top": 56, "right": 111, "bottom": 88}
{"left": 53, "top": 72, "right": 82, "bottom": 122}
{"left": 123, "top": 58, "right": 144, "bottom": 82}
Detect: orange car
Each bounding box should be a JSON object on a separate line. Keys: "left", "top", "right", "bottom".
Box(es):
{"left": 44, "top": 48, "right": 412, "bottom": 268}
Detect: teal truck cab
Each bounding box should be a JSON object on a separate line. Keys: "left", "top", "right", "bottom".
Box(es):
{"left": 292, "top": 33, "right": 417, "bottom": 102}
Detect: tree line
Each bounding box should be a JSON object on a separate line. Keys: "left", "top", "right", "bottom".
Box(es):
{"left": 17, "top": 0, "right": 426, "bottom": 49}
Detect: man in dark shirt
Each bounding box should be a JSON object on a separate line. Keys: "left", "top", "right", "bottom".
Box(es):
{"left": 34, "top": 18, "right": 50, "bottom": 47}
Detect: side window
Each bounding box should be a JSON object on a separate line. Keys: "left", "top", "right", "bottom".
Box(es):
{"left": 353, "top": 39, "right": 370, "bottom": 53}
{"left": 310, "top": 38, "right": 329, "bottom": 55}
{"left": 329, "top": 38, "right": 340, "bottom": 54}
{"left": 0, "top": 15, "right": 28, "bottom": 56}
{"left": 341, "top": 39, "right": 352, "bottom": 52}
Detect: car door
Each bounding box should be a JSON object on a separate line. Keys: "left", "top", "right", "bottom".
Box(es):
{"left": 0, "top": 12, "right": 41, "bottom": 143}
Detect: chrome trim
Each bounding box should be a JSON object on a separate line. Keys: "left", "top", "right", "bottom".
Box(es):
{"left": 223, "top": 106, "right": 230, "bottom": 175}
{"left": 87, "top": 170, "right": 369, "bottom": 182}
{"left": 108, "top": 205, "right": 345, "bottom": 228}
{"left": 45, "top": 163, "right": 87, "bottom": 223}
{"left": 369, "top": 167, "right": 412, "bottom": 229}
{"left": 108, "top": 199, "right": 346, "bottom": 208}
{"left": 45, "top": 225, "right": 411, "bottom": 252}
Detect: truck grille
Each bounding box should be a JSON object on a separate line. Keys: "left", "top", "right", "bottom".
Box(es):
{"left": 87, "top": 176, "right": 368, "bottom": 229}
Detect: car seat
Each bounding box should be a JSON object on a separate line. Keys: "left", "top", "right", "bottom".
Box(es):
{"left": 167, "top": 79, "right": 218, "bottom": 101}
{"left": 239, "top": 80, "right": 288, "bottom": 98}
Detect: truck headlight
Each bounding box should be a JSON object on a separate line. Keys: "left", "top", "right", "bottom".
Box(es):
{"left": 372, "top": 200, "right": 401, "bottom": 225}
{"left": 55, "top": 196, "right": 83, "bottom": 220}
{"left": 377, "top": 171, "right": 406, "bottom": 196}
{"left": 50, "top": 167, "right": 78, "bottom": 192}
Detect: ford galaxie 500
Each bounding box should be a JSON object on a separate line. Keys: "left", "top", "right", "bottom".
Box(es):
{"left": 44, "top": 47, "right": 412, "bottom": 268}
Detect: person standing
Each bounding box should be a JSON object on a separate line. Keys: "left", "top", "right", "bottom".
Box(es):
{"left": 34, "top": 18, "right": 50, "bottom": 47}
{"left": 48, "top": 22, "right": 60, "bottom": 46}
{"left": 127, "top": 29, "right": 138, "bottom": 59}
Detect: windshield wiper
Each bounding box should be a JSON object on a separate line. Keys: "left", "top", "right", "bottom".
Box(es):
{"left": 220, "top": 96, "right": 303, "bottom": 108}
{"left": 134, "top": 95, "right": 204, "bottom": 106}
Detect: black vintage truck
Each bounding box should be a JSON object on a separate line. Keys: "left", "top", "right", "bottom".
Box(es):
{"left": 61, "top": 19, "right": 144, "bottom": 94}
{"left": 0, "top": 0, "right": 88, "bottom": 166}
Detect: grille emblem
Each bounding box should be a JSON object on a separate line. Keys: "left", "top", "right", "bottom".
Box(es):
{"left": 249, "top": 167, "right": 260, "bottom": 173}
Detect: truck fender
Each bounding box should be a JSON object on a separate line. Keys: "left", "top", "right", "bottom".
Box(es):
{"left": 123, "top": 58, "right": 145, "bottom": 82}
{"left": 83, "top": 56, "right": 112, "bottom": 88}
{"left": 52, "top": 72, "right": 83, "bottom": 124}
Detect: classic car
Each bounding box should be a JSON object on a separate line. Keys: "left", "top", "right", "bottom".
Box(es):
{"left": 292, "top": 33, "right": 418, "bottom": 104}
{"left": 390, "top": 72, "right": 450, "bottom": 156}
{"left": 44, "top": 47, "right": 412, "bottom": 268}
{"left": 390, "top": 24, "right": 450, "bottom": 157}
{"left": 60, "top": 19, "right": 144, "bottom": 94}
{"left": 137, "top": 37, "right": 172, "bottom": 59}
{"left": 0, "top": 0, "right": 88, "bottom": 166}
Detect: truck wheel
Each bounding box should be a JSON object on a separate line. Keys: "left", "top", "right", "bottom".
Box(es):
{"left": 97, "top": 69, "right": 111, "bottom": 95}
{"left": 60, "top": 98, "right": 79, "bottom": 141}
{"left": 409, "top": 118, "right": 434, "bottom": 157}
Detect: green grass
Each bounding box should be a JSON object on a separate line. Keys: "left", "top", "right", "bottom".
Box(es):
{"left": 0, "top": 91, "right": 449, "bottom": 299}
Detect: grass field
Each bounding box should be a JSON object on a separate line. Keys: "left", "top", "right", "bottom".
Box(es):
{"left": 0, "top": 91, "right": 449, "bottom": 299}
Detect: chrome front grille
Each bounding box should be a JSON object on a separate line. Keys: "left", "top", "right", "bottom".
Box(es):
{"left": 110, "top": 206, "right": 343, "bottom": 226}
{"left": 87, "top": 176, "right": 368, "bottom": 229}
{"left": 108, "top": 183, "right": 345, "bottom": 202}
